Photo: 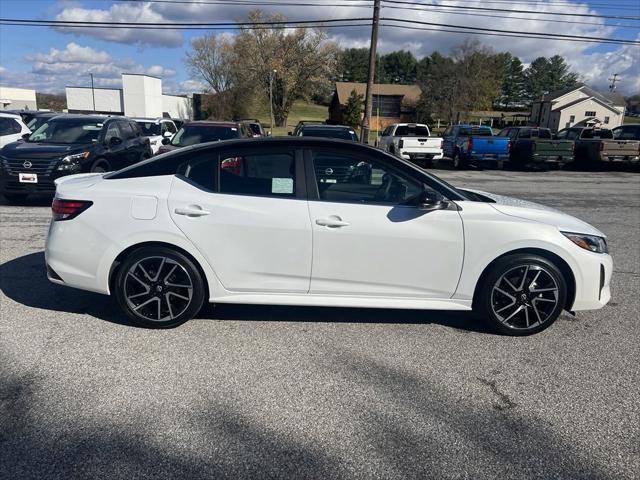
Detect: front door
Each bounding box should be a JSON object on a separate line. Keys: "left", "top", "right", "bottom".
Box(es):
{"left": 306, "top": 148, "right": 464, "bottom": 298}
{"left": 168, "top": 147, "right": 312, "bottom": 293}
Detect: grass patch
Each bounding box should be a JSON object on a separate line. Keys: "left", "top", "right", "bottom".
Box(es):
{"left": 624, "top": 116, "right": 639, "bottom": 124}
{"left": 253, "top": 100, "right": 328, "bottom": 135}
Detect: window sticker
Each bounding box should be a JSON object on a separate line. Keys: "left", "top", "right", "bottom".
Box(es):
{"left": 272, "top": 177, "right": 294, "bottom": 194}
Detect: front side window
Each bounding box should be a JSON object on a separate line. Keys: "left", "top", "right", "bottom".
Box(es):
{"left": 311, "top": 150, "right": 425, "bottom": 205}
{"left": 104, "top": 123, "right": 121, "bottom": 143}
{"left": 119, "top": 122, "right": 136, "bottom": 140}
{"left": 0, "top": 117, "right": 21, "bottom": 135}
{"left": 219, "top": 151, "right": 295, "bottom": 197}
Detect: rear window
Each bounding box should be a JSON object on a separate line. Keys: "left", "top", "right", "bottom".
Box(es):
{"left": 518, "top": 129, "right": 552, "bottom": 139}
{"left": 171, "top": 125, "right": 240, "bottom": 147}
{"left": 394, "top": 125, "right": 430, "bottom": 137}
{"left": 612, "top": 126, "right": 640, "bottom": 140}
{"left": 581, "top": 129, "right": 613, "bottom": 139}
{"left": 459, "top": 127, "right": 493, "bottom": 136}
{"left": 300, "top": 127, "right": 357, "bottom": 141}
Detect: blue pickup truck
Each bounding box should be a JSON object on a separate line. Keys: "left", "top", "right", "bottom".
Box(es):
{"left": 442, "top": 125, "right": 510, "bottom": 169}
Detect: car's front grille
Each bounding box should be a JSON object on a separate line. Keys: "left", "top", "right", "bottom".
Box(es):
{"left": 3, "top": 180, "right": 56, "bottom": 192}
{"left": 1, "top": 157, "right": 57, "bottom": 176}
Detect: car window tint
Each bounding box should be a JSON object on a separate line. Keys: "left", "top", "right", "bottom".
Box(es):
{"left": 166, "top": 122, "right": 177, "bottom": 134}
{"left": 182, "top": 153, "right": 217, "bottom": 191}
{"left": 120, "top": 122, "right": 136, "bottom": 139}
{"left": 0, "top": 117, "right": 21, "bottom": 135}
{"left": 311, "top": 150, "right": 424, "bottom": 205}
{"left": 613, "top": 126, "right": 640, "bottom": 140}
{"left": 394, "top": 125, "right": 430, "bottom": 137}
{"left": 219, "top": 152, "right": 295, "bottom": 197}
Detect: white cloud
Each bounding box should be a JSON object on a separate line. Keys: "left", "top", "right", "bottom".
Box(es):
{"left": 54, "top": 3, "right": 182, "bottom": 48}
{"left": 30, "top": 42, "right": 111, "bottom": 64}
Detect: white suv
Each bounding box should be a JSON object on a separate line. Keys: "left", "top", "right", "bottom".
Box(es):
{"left": 132, "top": 118, "right": 177, "bottom": 155}
{"left": 0, "top": 112, "right": 31, "bottom": 148}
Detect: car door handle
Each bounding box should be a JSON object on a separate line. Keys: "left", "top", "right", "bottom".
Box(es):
{"left": 316, "top": 217, "right": 350, "bottom": 228}
{"left": 174, "top": 205, "right": 210, "bottom": 217}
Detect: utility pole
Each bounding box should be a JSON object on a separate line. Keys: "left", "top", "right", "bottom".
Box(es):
{"left": 89, "top": 72, "right": 96, "bottom": 113}
{"left": 269, "top": 69, "right": 277, "bottom": 131}
{"left": 608, "top": 73, "right": 619, "bottom": 92}
{"left": 360, "top": 0, "right": 381, "bottom": 144}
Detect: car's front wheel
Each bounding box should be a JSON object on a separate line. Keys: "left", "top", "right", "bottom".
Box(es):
{"left": 114, "top": 246, "right": 206, "bottom": 328}
{"left": 475, "top": 254, "right": 567, "bottom": 335}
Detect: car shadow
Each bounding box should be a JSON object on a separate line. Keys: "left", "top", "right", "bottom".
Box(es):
{"left": 0, "top": 251, "right": 492, "bottom": 334}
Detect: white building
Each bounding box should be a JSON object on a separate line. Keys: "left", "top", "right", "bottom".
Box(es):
{"left": 530, "top": 85, "right": 626, "bottom": 131}
{"left": 66, "top": 73, "right": 194, "bottom": 119}
{"left": 0, "top": 86, "right": 38, "bottom": 110}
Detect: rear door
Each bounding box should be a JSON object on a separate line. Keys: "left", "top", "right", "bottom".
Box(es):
{"left": 168, "top": 146, "right": 312, "bottom": 293}
{"left": 306, "top": 147, "right": 464, "bottom": 298}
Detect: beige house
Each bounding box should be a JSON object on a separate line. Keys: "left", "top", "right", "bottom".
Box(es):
{"left": 329, "top": 82, "right": 421, "bottom": 129}
{"left": 530, "top": 85, "right": 625, "bottom": 131}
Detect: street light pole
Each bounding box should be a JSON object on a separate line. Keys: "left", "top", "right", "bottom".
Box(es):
{"left": 89, "top": 72, "right": 96, "bottom": 113}
{"left": 360, "top": 0, "right": 381, "bottom": 144}
{"left": 269, "top": 69, "right": 277, "bottom": 131}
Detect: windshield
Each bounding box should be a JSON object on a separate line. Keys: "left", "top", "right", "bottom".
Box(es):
{"left": 459, "top": 127, "right": 493, "bottom": 136}
{"left": 27, "top": 116, "right": 54, "bottom": 132}
{"left": 171, "top": 125, "right": 239, "bottom": 146}
{"left": 395, "top": 125, "right": 430, "bottom": 136}
{"left": 136, "top": 121, "right": 161, "bottom": 136}
{"left": 300, "top": 128, "right": 358, "bottom": 141}
{"left": 28, "top": 118, "right": 103, "bottom": 144}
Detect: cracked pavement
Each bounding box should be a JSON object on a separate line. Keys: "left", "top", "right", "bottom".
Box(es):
{"left": 1, "top": 167, "right": 639, "bottom": 479}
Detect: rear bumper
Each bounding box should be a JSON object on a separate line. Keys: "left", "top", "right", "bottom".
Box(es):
{"left": 600, "top": 154, "right": 640, "bottom": 163}
{"left": 399, "top": 150, "right": 444, "bottom": 161}
{"left": 530, "top": 154, "right": 574, "bottom": 164}
{"left": 466, "top": 153, "right": 509, "bottom": 163}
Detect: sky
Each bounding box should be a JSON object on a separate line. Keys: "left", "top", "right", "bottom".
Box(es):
{"left": 0, "top": 0, "right": 638, "bottom": 96}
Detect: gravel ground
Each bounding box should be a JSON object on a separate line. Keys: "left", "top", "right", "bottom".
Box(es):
{"left": 1, "top": 168, "right": 639, "bottom": 479}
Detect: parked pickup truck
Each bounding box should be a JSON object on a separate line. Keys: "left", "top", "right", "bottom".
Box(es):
{"left": 442, "top": 124, "right": 510, "bottom": 169}
{"left": 378, "top": 123, "right": 443, "bottom": 167}
{"left": 557, "top": 127, "right": 640, "bottom": 165}
{"left": 498, "top": 126, "right": 574, "bottom": 168}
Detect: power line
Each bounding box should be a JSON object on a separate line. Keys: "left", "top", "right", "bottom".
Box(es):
{"left": 381, "top": 0, "right": 640, "bottom": 20}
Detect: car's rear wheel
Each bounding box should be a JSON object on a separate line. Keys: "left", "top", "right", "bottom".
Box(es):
{"left": 114, "top": 246, "right": 206, "bottom": 328}
{"left": 90, "top": 159, "right": 111, "bottom": 173}
{"left": 3, "top": 193, "right": 28, "bottom": 204}
{"left": 453, "top": 151, "right": 467, "bottom": 170}
{"left": 476, "top": 254, "right": 567, "bottom": 335}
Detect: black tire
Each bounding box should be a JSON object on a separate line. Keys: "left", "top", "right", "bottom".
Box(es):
{"left": 90, "top": 159, "right": 111, "bottom": 173}
{"left": 3, "top": 193, "right": 28, "bottom": 204}
{"left": 114, "top": 246, "right": 206, "bottom": 328}
{"left": 475, "top": 254, "right": 567, "bottom": 336}
{"left": 453, "top": 151, "right": 467, "bottom": 170}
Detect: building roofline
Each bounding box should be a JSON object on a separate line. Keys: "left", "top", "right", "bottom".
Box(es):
{"left": 66, "top": 86, "right": 123, "bottom": 91}
{"left": 122, "top": 72, "right": 162, "bottom": 80}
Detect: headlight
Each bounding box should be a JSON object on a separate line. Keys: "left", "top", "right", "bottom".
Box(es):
{"left": 57, "top": 152, "right": 90, "bottom": 171}
{"left": 562, "top": 232, "right": 608, "bottom": 254}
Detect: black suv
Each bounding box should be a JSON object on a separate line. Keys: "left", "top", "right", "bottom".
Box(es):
{"left": 0, "top": 115, "right": 151, "bottom": 202}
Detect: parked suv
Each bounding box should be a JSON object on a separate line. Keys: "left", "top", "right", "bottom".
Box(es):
{"left": 25, "top": 112, "right": 63, "bottom": 134}
{"left": 0, "top": 115, "right": 151, "bottom": 202}
{"left": 0, "top": 112, "right": 31, "bottom": 148}
{"left": 133, "top": 118, "right": 177, "bottom": 155}
{"left": 158, "top": 121, "right": 252, "bottom": 154}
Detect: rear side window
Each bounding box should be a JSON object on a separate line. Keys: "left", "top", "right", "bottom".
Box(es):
{"left": 613, "top": 126, "right": 640, "bottom": 140}
{"left": 0, "top": 117, "right": 22, "bottom": 135}
{"left": 219, "top": 152, "right": 295, "bottom": 197}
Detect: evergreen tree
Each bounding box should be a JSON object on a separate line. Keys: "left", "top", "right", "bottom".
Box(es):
{"left": 343, "top": 89, "right": 364, "bottom": 127}
{"left": 337, "top": 48, "right": 370, "bottom": 82}
{"left": 380, "top": 50, "right": 418, "bottom": 84}
{"left": 497, "top": 54, "right": 526, "bottom": 109}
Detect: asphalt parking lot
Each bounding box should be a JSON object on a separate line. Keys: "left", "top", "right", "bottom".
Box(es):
{"left": 1, "top": 168, "right": 639, "bottom": 479}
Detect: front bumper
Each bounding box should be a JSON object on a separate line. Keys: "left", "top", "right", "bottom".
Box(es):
{"left": 571, "top": 251, "right": 613, "bottom": 311}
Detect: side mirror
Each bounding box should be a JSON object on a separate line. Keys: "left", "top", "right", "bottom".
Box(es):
{"left": 109, "top": 136, "right": 122, "bottom": 146}
{"left": 161, "top": 137, "right": 170, "bottom": 145}
{"left": 22, "top": 133, "right": 30, "bottom": 140}
{"left": 417, "top": 189, "right": 449, "bottom": 211}
{"left": 287, "top": 132, "right": 292, "bottom": 136}
{"left": 266, "top": 131, "right": 272, "bottom": 137}
{"left": 163, "top": 131, "right": 172, "bottom": 138}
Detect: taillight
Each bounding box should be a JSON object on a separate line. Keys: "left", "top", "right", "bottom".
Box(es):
{"left": 467, "top": 138, "right": 473, "bottom": 151}
{"left": 440, "top": 140, "right": 444, "bottom": 150}
{"left": 398, "top": 139, "right": 404, "bottom": 149}
{"left": 600, "top": 142, "right": 605, "bottom": 151}
{"left": 51, "top": 199, "right": 93, "bottom": 221}
{"left": 507, "top": 139, "right": 512, "bottom": 152}
{"left": 531, "top": 142, "right": 536, "bottom": 152}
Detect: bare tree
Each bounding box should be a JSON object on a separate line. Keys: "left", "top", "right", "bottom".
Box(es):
{"left": 185, "top": 34, "right": 235, "bottom": 93}
{"left": 234, "top": 10, "right": 339, "bottom": 126}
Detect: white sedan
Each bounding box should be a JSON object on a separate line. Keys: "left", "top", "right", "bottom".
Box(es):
{"left": 45, "top": 138, "right": 612, "bottom": 335}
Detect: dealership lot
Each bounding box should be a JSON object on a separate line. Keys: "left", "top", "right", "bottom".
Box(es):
{"left": 1, "top": 169, "right": 638, "bottom": 479}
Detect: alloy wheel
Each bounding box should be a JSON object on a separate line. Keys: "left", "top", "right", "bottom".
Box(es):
{"left": 123, "top": 256, "right": 194, "bottom": 322}
{"left": 491, "top": 264, "right": 560, "bottom": 330}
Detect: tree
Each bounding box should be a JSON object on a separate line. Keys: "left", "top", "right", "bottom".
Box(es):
{"left": 524, "top": 55, "right": 579, "bottom": 102}
{"left": 234, "top": 10, "right": 339, "bottom": 126}
{"left": 496, "top": 54, "right": 526, "bottom": 109}
{"left": 343, "top": 89, "right": 364, "bottom": 127}
{"left": 337, "top": 48, "right": 370, "bottom": 83}
{"left": 380, "top": 50, "right": 418, "bottom": 84}
{"left": 185, "top": 34, "right": 235, "bottom": 93}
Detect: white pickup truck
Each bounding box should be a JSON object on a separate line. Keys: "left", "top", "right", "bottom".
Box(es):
{"left": 378, "top": 123, "right": 443, "bottom": 167}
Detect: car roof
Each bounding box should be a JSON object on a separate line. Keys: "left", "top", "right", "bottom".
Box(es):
{"left": 184, "top": 120, "right": 240, "bottom": 127}
{"left": 132, "top": 117, "right": 172, "bottom": 123}
{"left": 0, "top": 112, "right": 21, "bottom": 119}
{"left": 301, "top": 124, "right": 354, "bottom": 130}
